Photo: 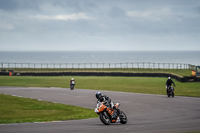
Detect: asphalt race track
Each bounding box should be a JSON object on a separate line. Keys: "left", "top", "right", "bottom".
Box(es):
{"left": 0, "top": 86, "right": 200, "bottom": 133}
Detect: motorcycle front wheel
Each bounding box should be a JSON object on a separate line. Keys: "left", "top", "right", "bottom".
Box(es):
{"left": 172, "top": 91, "right": 174, "bottom": 97}
{"left": 99, "top": 112, "right": 111, "bottom": 125}
{"left": 70, "top": 85, "right": 74, "bottom": 90}
{"left": 119, "top": 111, "right": 127, "bottom": 124}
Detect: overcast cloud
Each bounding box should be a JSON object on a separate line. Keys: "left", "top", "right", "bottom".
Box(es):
{"left": 0, "top": 0, "right": 200, "bottom": 51}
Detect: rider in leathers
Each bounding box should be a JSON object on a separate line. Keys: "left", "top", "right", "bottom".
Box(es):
{"left": 95, "top": 92, "right": 119, "bottom": 119}
{"left": 165, "top": 77, "right": 175, "bottom": 94}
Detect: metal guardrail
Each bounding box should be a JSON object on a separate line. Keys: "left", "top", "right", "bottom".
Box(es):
{"left": 0, "top": 62, "right": 194, "bottom": 69}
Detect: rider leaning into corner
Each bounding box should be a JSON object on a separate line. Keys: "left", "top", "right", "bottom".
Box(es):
{"left": 165, "top": 77, "right": 175, "bottom": 93}
{"left": 95, "top": 92, "right": 120, "bottom": 119}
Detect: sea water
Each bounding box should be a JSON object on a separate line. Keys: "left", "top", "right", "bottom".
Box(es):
{"left": 0, "top": 51, "right": 199, "bottom": 65}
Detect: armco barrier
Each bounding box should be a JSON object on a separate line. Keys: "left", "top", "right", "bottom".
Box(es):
{"left": 1, "top": 71, "right": 198, "bottom": 82}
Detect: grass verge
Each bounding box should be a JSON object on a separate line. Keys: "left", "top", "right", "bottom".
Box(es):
{"left": 0, "top": 76, "right": 199, "bottom": 97}
{"left": 2, "top": 68, "right": 192, "bottom": 77}
{"left": 0, "top": 94, "right": 97, "bottom": 124}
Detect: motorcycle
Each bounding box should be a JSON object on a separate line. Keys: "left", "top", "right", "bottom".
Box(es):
{"left": 70, "top": 84, "right": 74, "bottom": 90}
{"left": 95, "top": 101, "right": 127, "bottom": 125}
{"left": 167, "top": 85, "right": 175, "bottom": 97}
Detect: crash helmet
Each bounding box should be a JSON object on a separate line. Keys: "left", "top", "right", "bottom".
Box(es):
{"left": 71, "top": 78, "right": 74, "bottom": 80}
{"left": 95, "top": 92, "right": 102, "bottom": 99}
{"left": 168, "top": 77, "right": 171, "bottom": 79}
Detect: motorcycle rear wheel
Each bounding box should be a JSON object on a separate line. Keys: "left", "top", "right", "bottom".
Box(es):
{"left": 99, "top": 112, "right": 111, "bottom": 125}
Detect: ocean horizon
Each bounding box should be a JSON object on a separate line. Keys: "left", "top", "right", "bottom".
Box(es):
{"left": 0, "top": 51, "right": 199, "bottom": 65}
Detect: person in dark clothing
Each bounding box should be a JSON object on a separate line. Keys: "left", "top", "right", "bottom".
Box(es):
{"left": 165, "top": 77, "right": 175, "bottom": 94}
{"left": 95, "top": 92, "right": 118, "bottom": 119}
{"left": 95, "top": 92, "right": 113, "bottom": 107}
{"left": 70, "top": 78, "right": 75, "bottom": 90}
{"left": 70, "top": 78, "right": 75, "bottom": 85}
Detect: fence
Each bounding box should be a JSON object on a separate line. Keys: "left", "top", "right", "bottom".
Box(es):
{"left": 0, "top": 62, "right": 193, "bottom": 69}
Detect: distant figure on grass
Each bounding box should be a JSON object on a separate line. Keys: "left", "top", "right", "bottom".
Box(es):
{"left": 70, "top": 78, "right": 75, "bottom": 90}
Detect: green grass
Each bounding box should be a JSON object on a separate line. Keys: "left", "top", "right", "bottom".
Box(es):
{"left": 0, "top": 68, "right": 198, "bottom": 124}
{"left": 75, "top": 76, "right": 200, "bottom": 97}
{"left": 0, "top": 76, "right": 199, "bottom": 97}
{"left": 0, "top": 75, "right": 199, "bottom": 124}
{"left": 0, "top": 94, "right": 97, "bottom": 124}
{"left": 2, "top": 68, "right": 192, "bottom": 77}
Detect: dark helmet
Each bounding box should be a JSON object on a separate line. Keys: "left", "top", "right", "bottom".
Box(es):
{"left": 95, "top": 92, "right": 102, "bottom": 99}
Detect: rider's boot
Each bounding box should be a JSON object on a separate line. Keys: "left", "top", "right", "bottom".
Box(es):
{"left": 111, "top": 112, "right": 117, "bottom": 119}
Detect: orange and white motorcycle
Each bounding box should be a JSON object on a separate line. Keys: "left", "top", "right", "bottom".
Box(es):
{"left": 95, "top": 101, "right": 127, "bottom": 125}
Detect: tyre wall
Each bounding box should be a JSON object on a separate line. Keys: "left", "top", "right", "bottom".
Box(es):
{"left": 1, "top": 71, "right": 197, "bottom": 82}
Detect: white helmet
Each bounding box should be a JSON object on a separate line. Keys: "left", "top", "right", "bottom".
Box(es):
{"left": 71, "top": 78, "right": 74, "bottom": 80}
{"left": 168, "top": 77, "right": 171, "bottom": 79}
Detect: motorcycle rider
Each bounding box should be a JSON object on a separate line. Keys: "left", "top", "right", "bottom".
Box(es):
{"left": 95, "top": 92, "right": 119, "bottom": 119}
{"left": 165, "top": 77, "right": 175, "bottom": 94}
{"left": 70, "top": 78, "right": 75, "bottom": 90}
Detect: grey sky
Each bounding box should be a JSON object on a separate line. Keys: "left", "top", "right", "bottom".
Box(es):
{"left": 0, "top": 0, "right": 200, "bottom": 51}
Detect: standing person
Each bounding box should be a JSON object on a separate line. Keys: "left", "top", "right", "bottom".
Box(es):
{"left": 70, "top": 78, "right": 75, "bottom": 90}
{"left": 165, "top": 77, "right": 175, "bottom": 94}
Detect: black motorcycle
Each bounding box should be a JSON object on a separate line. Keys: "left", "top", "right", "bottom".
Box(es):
{"left": 70, "top": 84, "right": 75, "bottom": 90}
{"left": 167, "top": 86, "right": 174, "bottom": 97}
